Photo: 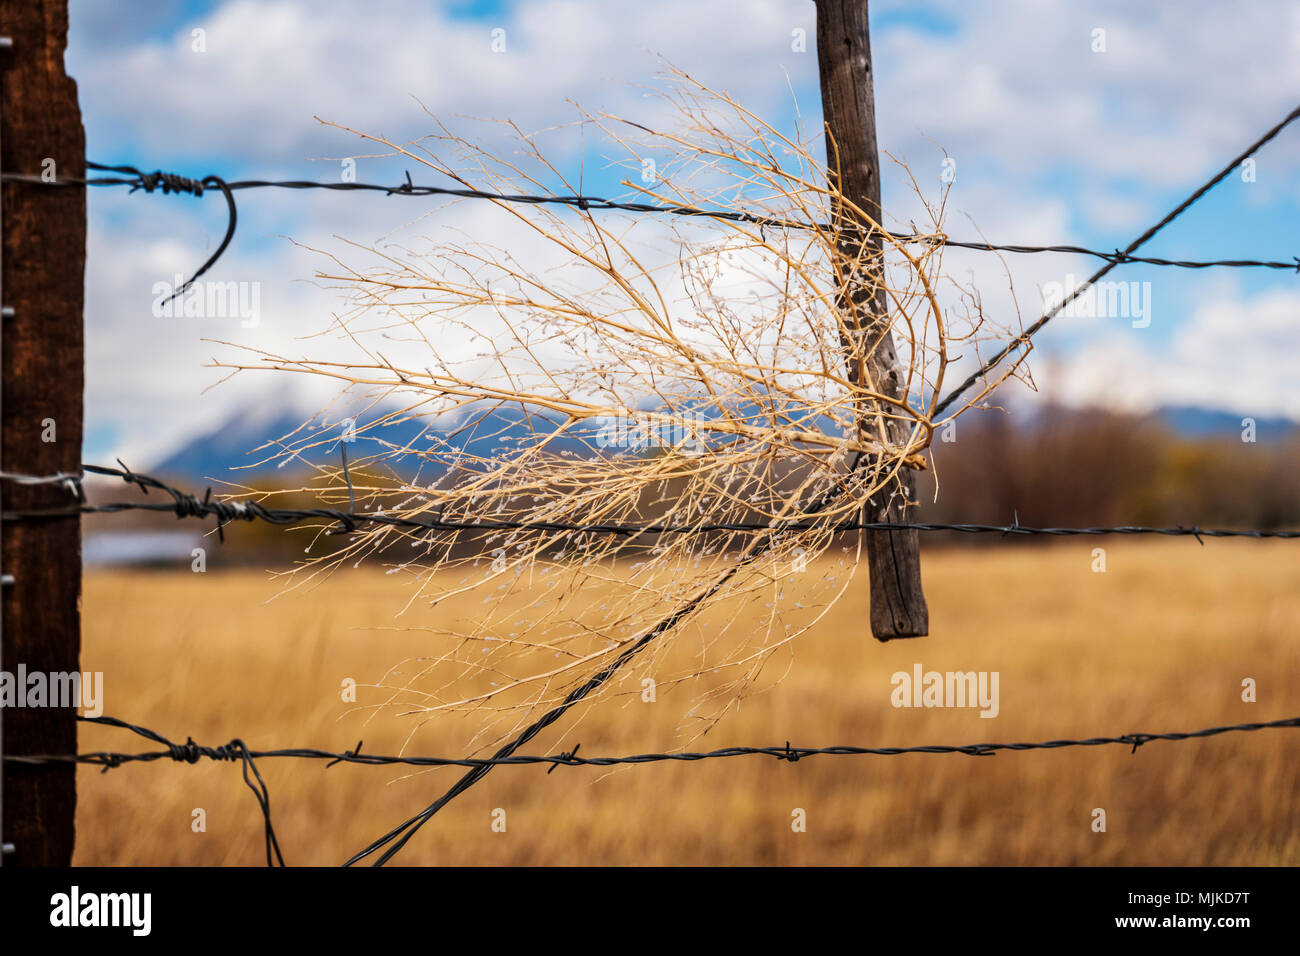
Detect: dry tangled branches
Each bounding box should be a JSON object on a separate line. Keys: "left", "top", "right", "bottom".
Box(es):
{"left": 215, "top": 70, "right": 1017, "bottom": 755}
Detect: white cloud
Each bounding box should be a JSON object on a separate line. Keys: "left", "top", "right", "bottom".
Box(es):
{"left": 71, "top": 0, "right": 816, "bottom": 168}
{"left": 1047, "top": 286, "right": 1300, "bottom": 419}
{"left": 69, "top": 0, "right": 1300, "bottom": 466}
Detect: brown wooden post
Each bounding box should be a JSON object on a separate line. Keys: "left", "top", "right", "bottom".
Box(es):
{"left": 0, "top": 0, "right": 85, "bottom": 865}
{"left": 814, "top": 0, "right": 928, "bottom": 639}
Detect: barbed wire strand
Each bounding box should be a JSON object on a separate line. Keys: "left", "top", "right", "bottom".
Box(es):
{"left": 3, "top": 463, "right": 1297, "bottom": 540}
{"left": 8, "top": 714, "right": 1297, "bottom": 867}
{"left": 932, "top": 102, "right": 1300, "bottom": 418}
{"left": 0, "top": 163, "right": 1295, "bottom": 287}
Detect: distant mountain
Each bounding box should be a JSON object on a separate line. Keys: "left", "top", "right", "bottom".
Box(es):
{"left": 149, "top": 390, "right": 1299, "bottom": 486}
{"left": 151, "top": 400, "right": 316, "bottom": 483}
{"left": 149, "top": 395, "right": 599, "bottom": 484}
{"left": 148, "top": 387, "right": 834, "bottom": 484}
{"left": 1151, "top": 405, "right": 1298, "bottom": 441}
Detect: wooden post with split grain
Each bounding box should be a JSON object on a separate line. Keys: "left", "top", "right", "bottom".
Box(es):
{"left": 814, "top": 0, "right": 928, "bottom": 639}
{"left": 0, "top": 0, "right": 85, "bottom": 865}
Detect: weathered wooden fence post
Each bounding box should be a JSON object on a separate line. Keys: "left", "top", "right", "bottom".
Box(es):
{"left": 0, "top": 0, "right": 85, "bottom": 865}
{"left": 814, "top": 0, "right": 928, "bottom": 640}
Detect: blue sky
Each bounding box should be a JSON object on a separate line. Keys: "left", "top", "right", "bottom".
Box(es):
{"left": 65, "top": 0, "right": 1300, "bottom": 464}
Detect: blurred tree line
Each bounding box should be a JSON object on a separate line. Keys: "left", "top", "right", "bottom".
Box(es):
{"left": 915, "top": 405, "right": 1299, "bottom": 537}
{"left": 89, "top": 404, "right": 1296, "bottom": 567}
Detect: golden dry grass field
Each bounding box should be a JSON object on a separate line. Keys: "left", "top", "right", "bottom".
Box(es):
{"left": 75, "top": 538, "right": 1300, "bottom": 866}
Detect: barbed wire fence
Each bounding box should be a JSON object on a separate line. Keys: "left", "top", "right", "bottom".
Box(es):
{"left": 8, "top": 713, "right": 1300, "bottom": 868}
{"left": 1, "top": 99, "right": 1298, "bottom": 866}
